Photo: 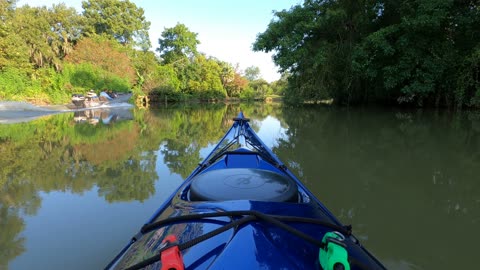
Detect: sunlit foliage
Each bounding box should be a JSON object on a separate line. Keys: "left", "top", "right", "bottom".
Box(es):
{"left": 254, "top": 0, "right": 480, "bottom": 107}
{"left": 82, "top": 0, "right": 150, "bottom": 48}
{"left": 0, "top": 1, "right": 273, "bottom": 103}
{"left": 157, "top": 23, "right": 200, "bottom": 65}
{"left": 65, "top": 36, "right": 136, "bottom": 84}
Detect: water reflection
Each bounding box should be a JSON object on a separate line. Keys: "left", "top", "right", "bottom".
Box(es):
{"left": 0, "top": 205, "right": 25, "bottom": 270}
{"left": 73, "top": 107, "right": 133, "bottom": 125}
{"left": 0, "top": 104, "right": 478, "bottom": 269}
{"left": 274, "top": 107, "right": 480, "bottom": 269}
{"left": 0, "top": 103, "right": 281, "bottom": 269}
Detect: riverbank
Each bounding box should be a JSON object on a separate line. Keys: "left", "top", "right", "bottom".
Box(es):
{"left": 1, "top": 93, "right": 283, "bottom": 107}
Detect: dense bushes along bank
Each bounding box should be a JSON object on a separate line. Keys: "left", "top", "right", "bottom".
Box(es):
{"left": 253, "top": 0, "right": 480, "bottom": 108}
{"left": 1, "top": 0, "right": 478, "bottom": 108}
{"left": 0, "top": 1, "right": 283, "bottom": 105}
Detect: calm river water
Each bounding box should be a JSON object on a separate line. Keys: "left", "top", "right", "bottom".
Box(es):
{"left": 0, "top": 103, "right": 479, "bottom": 269}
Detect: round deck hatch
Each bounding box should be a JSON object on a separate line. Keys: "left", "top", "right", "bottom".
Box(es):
{"left": 189, "top": 168, "right": 298, "bottom": 202}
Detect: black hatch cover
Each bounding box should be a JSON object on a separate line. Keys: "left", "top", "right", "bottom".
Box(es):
{"left": 189, "top": 168, "right": 298, "bottom": 202}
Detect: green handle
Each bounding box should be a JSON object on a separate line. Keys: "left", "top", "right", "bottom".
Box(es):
{"left": 319, "top": 232, "right": 350, "bottom": 270}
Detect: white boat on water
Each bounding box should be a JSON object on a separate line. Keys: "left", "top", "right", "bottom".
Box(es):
{"left": 0, "top": 91, "right": 133, "bottom": 124}
{"left": 70, "top": 91, "right": 132, "bottom": 109}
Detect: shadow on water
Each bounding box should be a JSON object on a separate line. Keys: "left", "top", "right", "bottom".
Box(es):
{"left": 0, "top": 103, "right": 478, "bottom": 269}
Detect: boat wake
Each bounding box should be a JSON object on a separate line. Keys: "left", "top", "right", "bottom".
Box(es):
{"left": 0, "top": 101, "right": 133, "bottom": 124}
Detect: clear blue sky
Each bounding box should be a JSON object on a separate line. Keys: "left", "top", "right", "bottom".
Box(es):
{"left": 17, "top": 0, "right": 301, "bottom": 82}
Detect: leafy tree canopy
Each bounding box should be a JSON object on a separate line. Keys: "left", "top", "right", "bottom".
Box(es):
{"left": 157, "top": 23, "right": 200, "bottom": 65}
{"left": 12, "top": 4, "right": 83, "bottom": 71}
{"left": 0, "top": 1, "right": 31, "bottom": 71}
{"left": 244, "top": 66, "right": 261, "bottom": 81}
{"left": 254, "top": 0, "right": 480, "bottom": 107}
{"left": 65, "top": 36, "right": 136, "bottom": 84}
{"left": 82, "top": 0, "right": 151, "bottom": 48}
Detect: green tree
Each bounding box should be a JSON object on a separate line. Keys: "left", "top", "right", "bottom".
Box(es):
{"left": 249, "top": 79, "right": 271, "bottom": 99}
{"left": 149, "top": 65, "right": 181, "bottom": 97}
{"left": 254, "top": 0, "right": 372, "bottom": 104}
{"left": 1, "top": 2, "right": 84, "bottom": 102}
{"left": 353, "top": 0, "right": 458, "bottom": 106}
{"left": 216, "top": 61, "right": 249, "bottom": 98}
{"left": 82, "top": 0, "right": 151, "bottom": 47}
{"left": 244, "top": 66, "right": 261, "bottom": 81}
{"left": 254, "top": 0, "right": 480, "bottom": 107}
{"left": 156, "top": 23, "right": 207, "bottom": 95}
{"left": 1, "top": 4, "right": 68, "bottom": 101}
{"left": 229, "top": 72, "right": 249, "bottom": 97}
{"left": 217, "top": 60, "right": 235, "bottom": 93}
{"left": 11, "top": 4, "right": 84, "bottom": 71}
{"left": 14, "top": 6, "right": 57, "bottom": 69}
{"left": 186, "top": 55, "right": 226, "bottom": 98}
{"left": 157, "top": 23, "right": 200, "bottom": 64}
{"left": 65, "top": 36, "right": 136, "bottom": 84}
{"left": 47, "top": 4, "right": 85, "bottom": 61}
{"left": 129, "top": 50, "right": 161, "bottom": 92}
{"left": 0, "top": 1, "right": 31, "bottom": 71}
{"left": 270, "top": 72, "right": 289, "bottom": 95}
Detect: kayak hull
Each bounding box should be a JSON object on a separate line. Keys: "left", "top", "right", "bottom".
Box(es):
{"left": 107, "top": 113, "right": 386, "bottom": 270}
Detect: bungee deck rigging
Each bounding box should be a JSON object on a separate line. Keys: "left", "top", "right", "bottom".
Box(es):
{"left": 106, "top": 112, "right": 386, "bottom": 270}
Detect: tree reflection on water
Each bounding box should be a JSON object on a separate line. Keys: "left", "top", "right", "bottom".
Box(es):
{"left": 2, "top": 104, "right": 479, "bottom": 269}
{"left": 0, "top": 102, "right": 281, "bottom": 269}
{"left": 273, "top": 107, "right": 480, "bottom": 269}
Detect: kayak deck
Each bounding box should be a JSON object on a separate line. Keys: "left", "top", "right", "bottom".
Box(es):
{"left": 107, "top": 113, "right": 385, "bottom": 270}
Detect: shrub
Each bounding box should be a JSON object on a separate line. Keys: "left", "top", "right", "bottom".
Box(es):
{"left": 0, "top": 67, "right": 29, "bottom": 99}
{"left": 239, "top": 87, "right": 255, "bottom": 101}
{"left": 57, "top": 63, "right": 131, "bottom": 95}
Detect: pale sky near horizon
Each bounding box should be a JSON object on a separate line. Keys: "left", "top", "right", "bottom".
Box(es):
{"left": 17, "top": 0, "right": 301, "bottom": 82}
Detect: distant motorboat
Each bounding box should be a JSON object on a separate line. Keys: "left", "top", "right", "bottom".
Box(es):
{"left": 70, "top": 91, "right": 132, "bottom": 109}
{"left": 0, "top": 92, "right": 133, "bottom": 124}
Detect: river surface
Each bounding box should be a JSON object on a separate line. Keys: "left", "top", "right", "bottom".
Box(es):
{"left": 0, "top": 103, "right": 478, "bottom": 269}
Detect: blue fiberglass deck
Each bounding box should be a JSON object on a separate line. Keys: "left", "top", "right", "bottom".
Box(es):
{"left": 106, "top": 112, "right": 386, "bottom": 270}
